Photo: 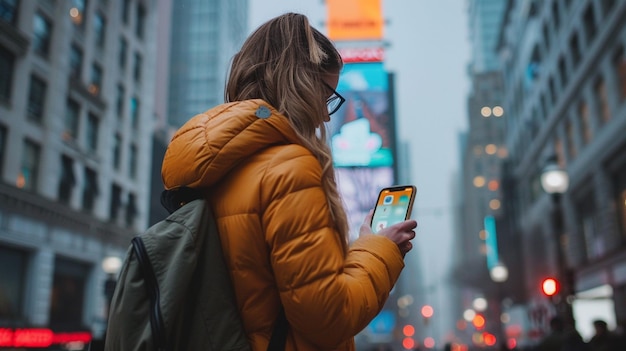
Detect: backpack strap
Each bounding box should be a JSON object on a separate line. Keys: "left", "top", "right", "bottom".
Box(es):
{"left": 131, "top": 236, "right": 168, "bottom": 351}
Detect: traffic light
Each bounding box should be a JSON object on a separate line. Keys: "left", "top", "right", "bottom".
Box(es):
{"left": 542, "top": 278, "right": 559, "bottom": 296}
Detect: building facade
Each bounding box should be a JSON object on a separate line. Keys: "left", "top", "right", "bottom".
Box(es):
{"left": 498, "top": 0, "right": 626, "bottom": 343}
{"left": 0, "top": 0, "right": 157, "bottom": 345}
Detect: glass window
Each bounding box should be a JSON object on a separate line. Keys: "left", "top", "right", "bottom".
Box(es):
{"left": 82, "top": 167, "right": 98, "bottom": 212}
{"left": 570, "top": 34, "right": 581, "bottom": 68}
{"left": 126, "top": 193, "right": 136, "bottom": 226}
{"left": 86, "top": 112, "right": 99, "bottom": 152}
{"left": 69, "top": 44, "right": 83, "bottom": 79}
{"left": 116, "top": 84, "right": 125, "bottom": 117}
{"left": 49, "top": 257, "right": 89, "bottom": 329}
{"left": 135, "top": 4, "right": 145, "bottom": 39}
{"left": 0, "top": 0, "right": 18, "bottom": 24}
{"left": 130, "top": 97, "right": 139, "bottom": 128}
{"left": 578, "top": 101, "right": 592, "bottom": 144}
{"left": 27, "top": 75, "right": 47, "bottom": 124}
{"left": 128, "top": 143, "right": 136, "bottom": 179}
{"left": 113, "top": 133, "right": 121, "bottom": 169}
{"left": 89, "top": 63, "right": 102, "bottom": 95}
{"left": 578, "top": 193, "right": 604, "bottom": 260}
{"left": 58, "top": 155, "right": 76, "bottom": 204}
{"left": 19, "top": 139, "right": 40, "bottom": 191}
{"left": 94, "top": 12, "right": 106, "bottom": 48}
{"left": 109, "top": 183, "right": 122, "bottom": 221}
{"left": 558, "top": 56, "right": 567, "bottom": 88}
{"left": 121, "top": 0, "right": 130, "bottom": 24}
{"left": 64, "top": 99, "right": 80, "bottom": 140}
{"left": 0, "top": 245, "right": 28, "bottom": 320}
{"left": 133, "top": 53, "right": 142, "bottom": 82}
{"left": 0, "top": 46, "right": 14, "bottom": 103}
{"left": 118, "top": 37, "right": 127, "bottom": 70}
{"left": 582, "top": 3, "right": 596, "bottom": 44}
{"left": 615, "top": 165, "right": 626, "bottom": 242}
{"left": 0, "top": 125, "right": 5, "bottom": 175}
{"left": 33, "top": 13, "right": 52, "bottom": 58}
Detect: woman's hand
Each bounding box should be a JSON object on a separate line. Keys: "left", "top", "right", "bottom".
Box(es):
{"left": 360, "top": 210, "right": 417, "bottom": 258}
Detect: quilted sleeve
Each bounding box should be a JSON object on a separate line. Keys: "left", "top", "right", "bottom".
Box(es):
{"left": 260, "top": 145, "right": 405, "bottom": 348}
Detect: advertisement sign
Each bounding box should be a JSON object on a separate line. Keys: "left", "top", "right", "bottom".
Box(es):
{"left": 327, "top": 0, "right": 383, "bottom": 41}
{"left": 339, "top": 47, "right": 385, "bottom": 63}
{"left": 329, "top": 63, "right": 393, "bottom": 168}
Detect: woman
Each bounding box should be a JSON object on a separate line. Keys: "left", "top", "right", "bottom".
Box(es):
{"left": 161, "top": 13, "right": 417, "bottom": 351}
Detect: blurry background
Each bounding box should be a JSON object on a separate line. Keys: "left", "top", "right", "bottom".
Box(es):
{"left": 1, "top": 0, "right": 625, "bottom": 350}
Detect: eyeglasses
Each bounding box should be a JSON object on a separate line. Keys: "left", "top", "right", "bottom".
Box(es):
{"left": 323, "top": 82, "right": 345, "bottom": 116}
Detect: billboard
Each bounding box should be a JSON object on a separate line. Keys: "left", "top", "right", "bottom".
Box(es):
{"left": 326, "top": 0, "right": 383, "bottom": 41}
{"left": 329, "top": 62, "right": 394, "bottom": 168}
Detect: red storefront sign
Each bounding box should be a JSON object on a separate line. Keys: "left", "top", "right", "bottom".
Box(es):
{"left": 0, "top": 328, "right": 91, "bottom": 348}
{"left": 338, "top": 47, "right": 385, "bottom": 63}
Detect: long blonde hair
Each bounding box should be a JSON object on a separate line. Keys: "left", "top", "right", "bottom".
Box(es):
{"left": 225, "top": 13, "right": 349, "bottom": 244}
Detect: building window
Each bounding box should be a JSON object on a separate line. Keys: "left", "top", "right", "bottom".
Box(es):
{"left": 0, "top": 245, "right": 28, "bottom": 321}
{"left": 64, "top": 99, "right": 80, "bottom": 140}
{"left": 578, "top": 101, "right": 592, "bottom": 144}
{"left": 69, "top": 44, "right": 83, "bottom": 79}
{"left": 126, "top": 193, "right": 137, "bottom": 226}
{"left": 613, "top": 47, "right": 626, "bottom": 102}
{"left": 601, "top": 0, "right": 617, "bottom": 16}
{"left": 130, "top": 97, "right": 139, "bottom": 128}
{"left": 133, "top": 53, "right": 142, "bottom": 82}
{"left": 0, "top": 125, "right": 6, "bottom": 175}
{"left": 582, "top": 3, "right": 596, "bottom": 44}
{"left": 18, "top": 139, "right": 40, "bottom": 191}
{"left": 93, "top": 12, "right": 106, "bottom": 48}
{"left": 569, "top": 33, "right": 581, "bottom": 69}
{"left": 49, "top": 257, "right": 89, "bottom": 330}
{"left": 118, "top": 37, "right": 127, "bottom": 70}
{"left": 554, "top": 137, "right": 566, "bottom": 168}
{"left": 128, "top": 143, "right": 137, "bottom": 179}
{"left": 135, "top": 3, "right": 145, "bottom": 39}
{"left": 578, "top": 193, "right": 604, "bottom": 260}
{"left": 109, "top": 183, "right": 122, "bottom": 221}
{"left": 0, "top": 46, "right": 14, "bottom": 103}
{"left": 33, "top": 13, "right": 52, "bottom": 58}
{"left": 58, "top": 155, "right": 76, "bottom": 205}
{"left": 27, "top": 75, "right": 47, "bottom": 124}
{"left": 70, "top": 0, "right": 87, "bottom": 28}
{"left": 558, "top": 56, "right": 567, "bottom": 88}
{"left": 89, "top": 63, "right": 102, "bottom": 95}
{"left": 86, "top": 112, "right": 99, "bottom": 152}
{"left": 82, "top": 167, "right": 98, "bottom": 212}
{"left": 121, "top": 0, "right": 130, "bottom": 24}
{"left": 116, "top": 84, "right": 125, "bottom": 118}
{"left": 0, "top": 0, "right": 18, "bottom": 24}
{"left": 113, "top": 133, "right": 121, "bottom": 170}
{"left": 595, "top": 77, "right": 611, "bottom": 124}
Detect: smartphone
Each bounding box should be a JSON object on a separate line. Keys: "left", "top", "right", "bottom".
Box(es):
{"left": 371, "top": 185, "right": 416, "bottom": 234}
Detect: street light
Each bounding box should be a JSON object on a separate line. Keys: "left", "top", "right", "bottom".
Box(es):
{"left": 540, "top": 156, "right": 574, "bottom": 327}
{"left": 490, "top": 261, "right": 509, "bottom": 283}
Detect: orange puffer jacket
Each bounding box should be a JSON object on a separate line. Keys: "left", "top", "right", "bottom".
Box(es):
{"left": 161, "top": 99, "right": 405, "bottom": 350}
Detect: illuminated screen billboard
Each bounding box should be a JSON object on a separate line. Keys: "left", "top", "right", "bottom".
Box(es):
{"left": 329, "top": 62, "right": 394, "bottom": 168}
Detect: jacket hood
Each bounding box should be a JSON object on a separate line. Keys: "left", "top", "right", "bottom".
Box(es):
{"left": 162, "top": 99, "right": 302, "bottom": 189}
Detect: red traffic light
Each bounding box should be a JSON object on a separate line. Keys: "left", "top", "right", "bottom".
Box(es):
{"left": 542, "top": 278, "right": 559, "bottom": 296}
{"left": 421, "top": 305, "right": 434, "bottom": 318}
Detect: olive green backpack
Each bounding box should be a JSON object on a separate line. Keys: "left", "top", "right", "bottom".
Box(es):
{"left": 103, "top": 188, "right": 287, "bottom": 351}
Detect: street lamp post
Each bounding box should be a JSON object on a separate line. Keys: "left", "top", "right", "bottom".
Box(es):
{"left": 540, "top": 157, "right": 575, "bottom": 328}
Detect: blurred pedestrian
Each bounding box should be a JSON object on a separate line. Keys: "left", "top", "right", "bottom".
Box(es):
{"left": 587, "top": 319, "right": 620, "bottom": 351}
{"left": 160, "top": 12, "right": 417, "bottom": 351}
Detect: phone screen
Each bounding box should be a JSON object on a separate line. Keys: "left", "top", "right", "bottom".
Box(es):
{"left": 371, "top": 186, "right": 416, "bottom": 234}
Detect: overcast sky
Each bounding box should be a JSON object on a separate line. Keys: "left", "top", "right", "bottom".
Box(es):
{"left": 248, "top": 0, "right": 471, "bottom": 338}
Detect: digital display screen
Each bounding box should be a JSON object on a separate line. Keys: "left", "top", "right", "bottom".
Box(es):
{"left": 371, "top": 186, "right": 415, "bottom": 234}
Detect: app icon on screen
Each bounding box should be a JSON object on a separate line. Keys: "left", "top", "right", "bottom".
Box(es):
{"left": 399, "top": 195, "right": 409, "bottom": 203}
{"left": 383, "top": 195, "right": 394, "bottom": 205}
{"left": 376, "top": 221, "right": 387, "bottom": 232}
